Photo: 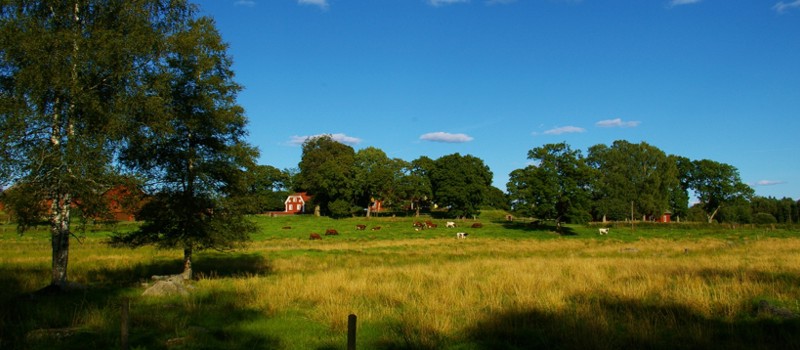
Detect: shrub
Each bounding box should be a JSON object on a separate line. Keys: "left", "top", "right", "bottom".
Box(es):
{"left": 753, "top": 212, "right": 777, "bottom": 225}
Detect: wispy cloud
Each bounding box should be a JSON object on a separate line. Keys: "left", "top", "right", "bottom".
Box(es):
{"left": 234, "top": 0, "right": 256, "bottom": 7}
{"left": 755, "top": 180, "right": 787, "bottom": 186}
{"left": 428, "top": 0, "right": 469, "bottom": 7}
{"left": 539, "top": 126, "right": 586, "bottom": 135}
{"left": 419, "top": 132, "right": 474, "bottom": 143}
{"left": 288, "top": 133, "right": 362, "bottom": 146}
{"left": 595, "top": 118, "right": 641, "bottom": 128}
{"left": 298, "top": 0, "right": 329, "bottom": 10}
{"left": 774, "top": 0, "right": 800, "bottom": 13}
{"left": 668, "top": 0, "right": 702, "bottom": 7}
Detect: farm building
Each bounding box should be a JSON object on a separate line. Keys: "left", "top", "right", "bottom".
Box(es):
{"left": 284, "top": 192, "right": 311, "bottom": 214}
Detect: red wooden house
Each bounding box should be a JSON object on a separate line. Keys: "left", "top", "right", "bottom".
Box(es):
{"left": 284, "top": 192, "right": 311, "bottom": 214}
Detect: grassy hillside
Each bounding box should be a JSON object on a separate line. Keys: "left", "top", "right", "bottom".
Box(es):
{"left": 1, "top": 213, "right": 799, "bottom": 349}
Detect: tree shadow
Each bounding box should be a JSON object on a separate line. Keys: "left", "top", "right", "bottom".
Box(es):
{"left": 464, "top": 293, "right": 800, "bottom": 350}
{"left": 0, "top": 253, "right": 276, "bottom": 350}
{"left": 500, "top": 220, "right": 578, "bottom": 236}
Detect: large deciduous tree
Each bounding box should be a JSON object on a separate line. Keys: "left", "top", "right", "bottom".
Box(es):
{"left": 687, "top": 159, "right": 753, "bottom": 223}
{"left": 296, "top": 135, "right": 355, "bottom": 217}
{"left": 396, "top": 157, "right": 433, "bottom": 217}
{"left": 0, "top": 0, "right": 191, "bottom": 289}
{"left": 587, "top": 141, "right": 680, "bottom": 221}
{"left": 353, "top": 147, "right": 396, "bottom": 218}
{"left": 429, "top": 153, "right": 492, "bottom": 218}
{"left": 113, "top": 16, "right": 258, "bottom": 279}
{"left": 508, "top": 142, "right": 592, "bottom": 224}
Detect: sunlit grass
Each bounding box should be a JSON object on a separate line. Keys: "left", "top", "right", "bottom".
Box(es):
{"left": 1, "top": 213, "right": 799, "bottom": 349}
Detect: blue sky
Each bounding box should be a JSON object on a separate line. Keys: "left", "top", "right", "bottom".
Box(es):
{"left": 194, "top": 0, "right": 800, "bottom": 199}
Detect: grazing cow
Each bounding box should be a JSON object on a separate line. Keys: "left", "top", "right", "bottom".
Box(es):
{"left": 456, "top": 232, "right": 469, "bottom": 239}
{"left": 413, "top": 221, "right": 425, "bottom": 229}
{"left": 446, "top": 221, "right": 456, "bottom": 228}
{"left": 282, "top": 226, "right": 292, "bottom": 229}
{"left": 471, "top": 222, "right": 483, "bottom": 228}
{"left": 356, "top": 224, "right": 367, "bottom": 230}
{"left": 598, "top": 228, "right": 609, "bottom": 235}
{"left": 309, "top": 233, "right": 322, "bottom": 240}
{"left": 371, "top": 226, "right": 382, "bottom": 231}
{"left": 425, "top": 221, "right": 437, "bottom": 229}
{"left": 325, "top": 229, "right": 339, "bottom": 236}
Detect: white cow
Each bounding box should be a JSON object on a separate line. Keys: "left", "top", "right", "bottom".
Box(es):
{"left": 598, "top": 228, "right": 609, "bottom": 235}
{"left": 446, "top": 221, "right": 456, "bottom": 228}
{"left": 456, "top": 232, "right": 469, "bottom": 239}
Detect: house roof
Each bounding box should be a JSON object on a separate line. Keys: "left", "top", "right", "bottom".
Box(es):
{"left": 286, "top": 192, "right": 312, "bottom": 203}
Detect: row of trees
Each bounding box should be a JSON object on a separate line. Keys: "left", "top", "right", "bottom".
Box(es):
{"left": 290, "top": 135, "right": 498, "bottom": 219}
{"left": 507, "top": 141, "right": 755, "bottom": 224}
{"left": 1, "top": 1, "right": 256, "bottom": 288}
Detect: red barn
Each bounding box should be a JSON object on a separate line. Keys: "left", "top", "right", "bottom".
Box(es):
{"left": 284, "top": 192, "right": 311, "bottom": 214}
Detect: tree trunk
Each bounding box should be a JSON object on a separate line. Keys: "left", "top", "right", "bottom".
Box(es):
{"left": 50, "top": 193, "right": 71, "bottom": 289}
{"left": 707, "top": 206, "right": 721, "bottom": 224}
{"left": 182, "top": 247, "right": 193, "bottom": 280}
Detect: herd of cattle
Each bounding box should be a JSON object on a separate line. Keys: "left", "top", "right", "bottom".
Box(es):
{"left": 294, "top": 221, "right": 612, "bottom": 240}
{"left": 298, "top": 220, "right": 485, "bottom": 240}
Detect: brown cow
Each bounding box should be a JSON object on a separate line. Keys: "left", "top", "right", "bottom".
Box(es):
{"left": 309, "top": 233, "right": 322, "bottom": 240}
{"left": 282, "top": 226, "right": 292, "bottom": 229}
{"left": 371, "top": 226, "right": 382, "bottom": 231}
{"left": 471, "top": 222, "right": 483, "bottom": 228}
{"left": 425, "top": 221, "right": 437, "bottom": 229}
{"left": 413, "top": 221, "right": 425, "bottom": 229}
{"left": 325, "top": 229, "right": 339, "bottom": 236}
{"left": 356, "top": 224, "right": 367, "bottom": 230}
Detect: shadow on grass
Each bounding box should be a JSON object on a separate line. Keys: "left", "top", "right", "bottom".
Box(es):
{"left": 500, "top": 220, "right": 579, "bottom": 236}
{"left": 463, "top": 293, "right": 800, "bottom": 350}
{"left": 0, "top": 253, "right": 277, "bottom": 350}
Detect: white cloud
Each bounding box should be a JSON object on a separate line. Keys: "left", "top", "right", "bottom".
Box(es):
{"left": 774, "top": 0, "right": 800, "bottom": 13}
{"left": 234, "top": 0, "right": 256, "bottom": 7}
{"left": 298, "top": 0, "right": 329, "bottom": 10}
{"left": 288, "top": 133, "right": 362, "bottom": 146}
{"left": 428, "top": 0, "right": 469, "bottom": 7}
{"left": 419, "top": 132, "right": 474, "bottom": 143}
{"left": 541, "top": 126, "right": 586, "bottom": 135}
{"left": 755, "top": 180, "right": 787, "bottom": 186}
{"left": 669, "top": 0, "right": 702, "bottom": 6}
{"left": 595, "top": 118, "right": 641, "bottom": 128}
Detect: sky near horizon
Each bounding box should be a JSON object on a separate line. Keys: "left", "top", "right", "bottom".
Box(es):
{"left": 194, "top": 0, "right": 800, "bottom": 199}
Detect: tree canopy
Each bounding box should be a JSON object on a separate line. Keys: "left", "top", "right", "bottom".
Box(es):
{"left": 112, "top": 16, "right": 258, "bottom": 279}
{"left": 0, "top": 0, "right": 192, "bottom": 289}
{"left": 508, "top": 142, "right": 592, "bottom": 224}
{"left": 429, "top": 153, "right": 493, "bottom": 218}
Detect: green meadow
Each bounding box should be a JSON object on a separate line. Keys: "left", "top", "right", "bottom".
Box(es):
{"left": 2, "top": 211, "right": 799, "bottom": 349}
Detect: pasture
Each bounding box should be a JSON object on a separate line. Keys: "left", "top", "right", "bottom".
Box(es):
{"left": 1, "top": 211, "right": 799, "bottom": 349}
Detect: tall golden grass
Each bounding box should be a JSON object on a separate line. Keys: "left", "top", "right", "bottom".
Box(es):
{"left": 2, "top": 227, "right": 799, "bottom": 349}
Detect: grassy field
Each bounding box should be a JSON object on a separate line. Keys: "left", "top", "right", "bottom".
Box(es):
{"left": 1, "top": 211, "right": 799, "bottom": 349}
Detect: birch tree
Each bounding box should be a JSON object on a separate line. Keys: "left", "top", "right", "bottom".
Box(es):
{"left": 0, "top": 0, "right": 190, "bottom": 290}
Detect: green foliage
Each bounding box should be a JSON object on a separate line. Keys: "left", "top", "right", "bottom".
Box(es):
{"left": 114, "top": 15, "right": 258, "bottom": 273}
{"left": 508, "top": 142, "right": 591, "bottom": 223}
{"left": 296, "top": 135, "right": 356, "bottom": 215}
{"left": 688, "top": 159, "right": 754, "bottom": 223}
{"left": 430, "top": 153, "right": 493, "bottom": 218}
{"left": 587, "top": 141, "right": 681, "bottom": 221}
{"left": 327, "top": 199, "right": 356, "bottom": 219}
{"left": 0, "top": 0, "right": 193, "bottom": 287}
{"left": 753, "top": 212, "right": 778, "bottom": 224}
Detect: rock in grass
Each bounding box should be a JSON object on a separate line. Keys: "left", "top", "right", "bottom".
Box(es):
{"left": 142, "top": 275, "right": 194, "bottom": 297}
{"left": 757, "top": 300, "right": 798, "bottom": 319}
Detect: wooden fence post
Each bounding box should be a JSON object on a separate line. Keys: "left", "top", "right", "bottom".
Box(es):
{"left": 347, "top": 314, "right": 357, "bottom": 350}
{"left": 121, "top": 298, "right": 129, "bottom": 350}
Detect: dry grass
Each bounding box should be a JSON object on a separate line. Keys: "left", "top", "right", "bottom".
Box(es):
{"left": 2, "top": 224, "right": 799, "bottom": 349}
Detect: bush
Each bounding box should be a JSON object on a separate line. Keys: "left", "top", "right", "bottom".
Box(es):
{"left": 753, "top": 212, "right": 777, "bottom": 224}
{"left": 328, "top": 199, "right": 354, "bottom": 219}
